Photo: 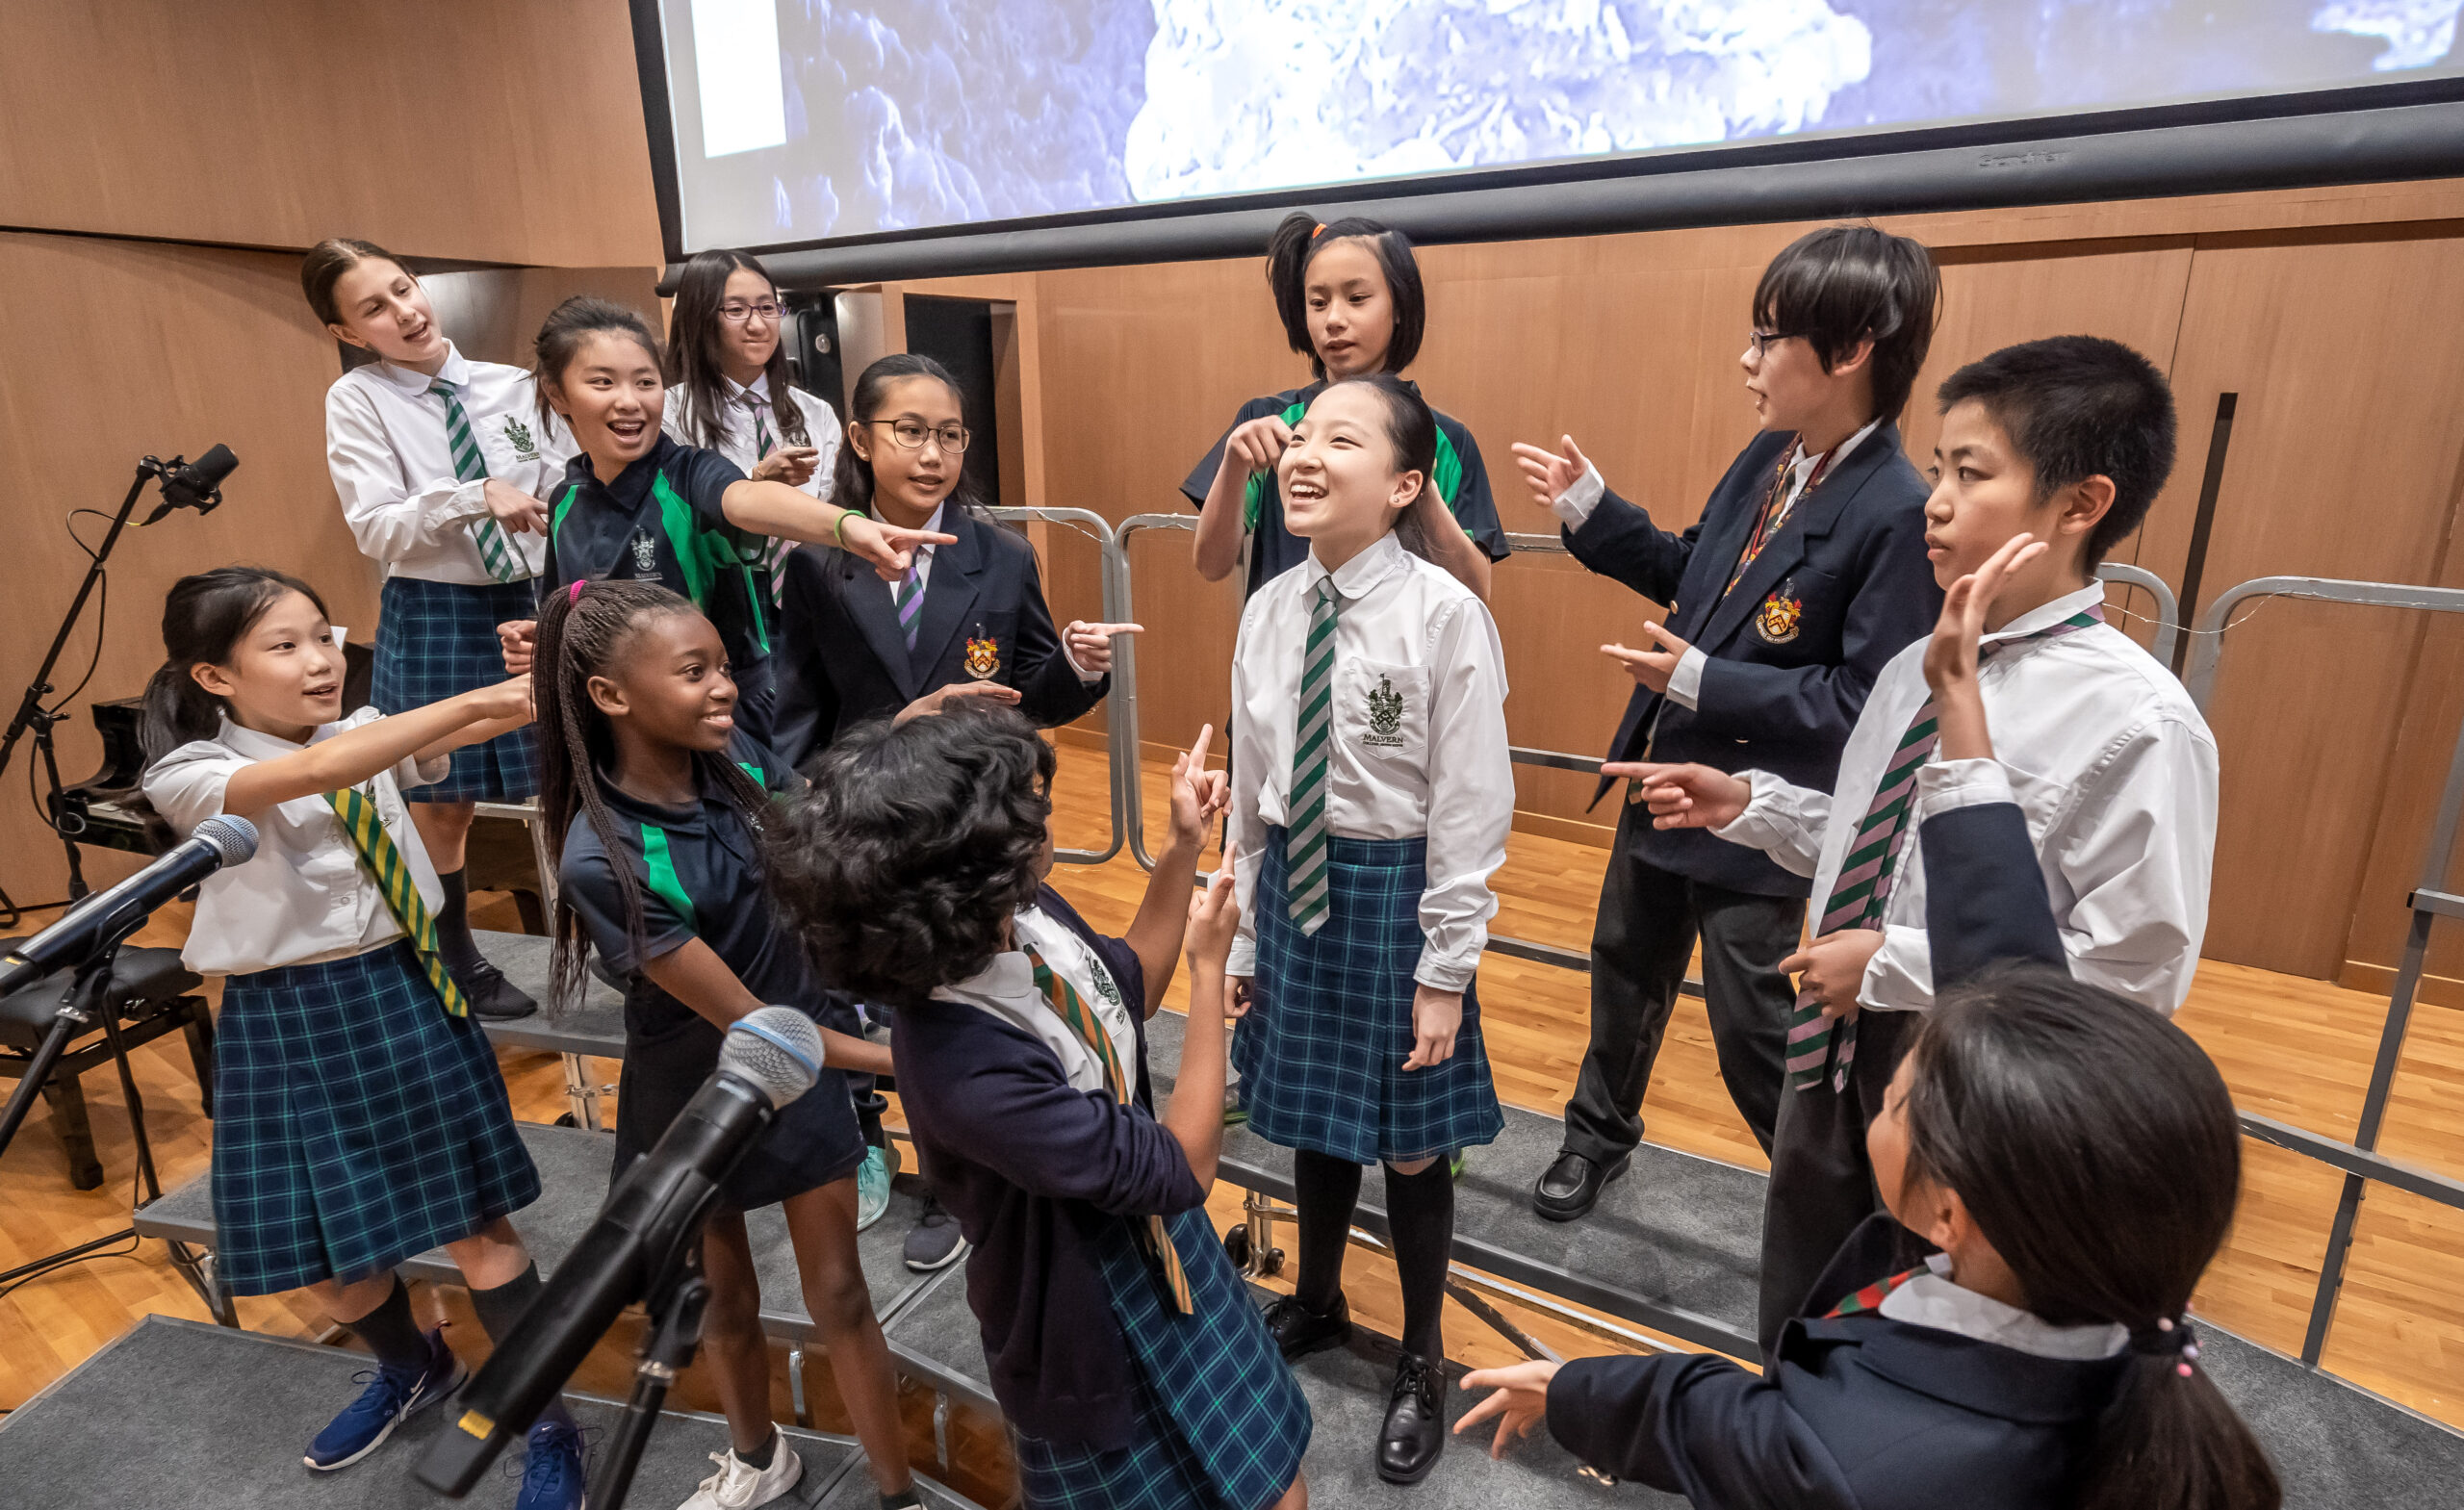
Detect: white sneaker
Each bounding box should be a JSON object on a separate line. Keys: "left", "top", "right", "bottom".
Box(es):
{"left": 678, "top": 1439, "right": 803, "bottom": 1510}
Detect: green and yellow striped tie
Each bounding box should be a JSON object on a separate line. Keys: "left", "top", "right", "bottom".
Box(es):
{"left": 324, "top": 784, "right": 469, "bottom": 1018}
{"left": 1286, "top": 576, "right": 1340, "bottom": 935}
{"left": 1028, "top": 949, "right": 1192, "bottom": 1314}
{"left": 429, "top": 380, "right": 526, "bottom": 584}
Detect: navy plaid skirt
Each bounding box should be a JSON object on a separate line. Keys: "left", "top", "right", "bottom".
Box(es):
{"left": 372, "top": 575, "right": 539, "bottom": 803}
{"left": 211, "top": 940, "right": 540, "bottom": 1294}
{"left": 1014, "top": 1207, "right": 1310, "bottom": 1509}
{"left": 1234, "top": 828, "right": 1503, "bottom": 1164}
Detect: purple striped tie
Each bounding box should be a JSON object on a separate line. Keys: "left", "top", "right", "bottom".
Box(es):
{"left": 1787, "top": 604, "right": 2107, "bottom": 1092}
{"left": 895, "top": 562, "right": 923, "bottom": 652}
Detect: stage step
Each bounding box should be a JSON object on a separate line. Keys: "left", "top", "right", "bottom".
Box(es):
{"left": 0, "top": 1315, "right": 982, "bottom": 1509}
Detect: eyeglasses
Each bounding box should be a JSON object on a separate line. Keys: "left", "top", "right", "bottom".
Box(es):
{"left": 862, "top": 419, "right": 970, "bottom": 452}
{"left": 719, "top": 301, "right": 783, "bottom": 323}
{"left": 1747, "top": 329, "right": 1804, "bottom": 357}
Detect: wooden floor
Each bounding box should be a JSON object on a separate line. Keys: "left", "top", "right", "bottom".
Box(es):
{"left": 6, "top": 744, "right": 2463, "bottom": 1455}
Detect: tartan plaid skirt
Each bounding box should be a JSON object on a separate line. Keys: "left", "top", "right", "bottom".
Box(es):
{"left": 372, "top": 575, "right": 539, "bottom": 803}
{"left": 210, "top": 940, "right": 540, "bottom": 1294}
{"left": 1235, "top": 828, "right": 1503, "bottom": 1165}
{"left": 1014, "top": 1207, "right": 1310, "bottom": 1509}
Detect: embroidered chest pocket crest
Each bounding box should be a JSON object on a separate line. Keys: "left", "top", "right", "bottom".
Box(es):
{"left": 1343, "top": 660, "right": 1429, "bottom": 761}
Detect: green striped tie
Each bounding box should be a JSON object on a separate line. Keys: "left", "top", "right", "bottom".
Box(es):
{"left": 1286, "top": 576, "right": 1341, "bottom": 934}
{"left": 744, "top": 393, "right": 795, "bottom": 605}
{"left": 323, "top": 785, "right": 469, "bottom": 1018}
{"left": 429, "top": 380, "right": 526, "bottom": 584}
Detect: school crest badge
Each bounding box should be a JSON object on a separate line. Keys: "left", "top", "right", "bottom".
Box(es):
{"left": 629, "top": 526, "right": 658, "bottom": 575}
{"left": 1757, "top": 586, "right": 1804, "bottom": 645}
{"left": 964, "top": 636, "right": 1000, "bottom": 679}
{"left": 502, "top": 416, "right": 540, "bottom": 462}
{"left": 1362, "top": 675, "right": 1406, "bottom": 749}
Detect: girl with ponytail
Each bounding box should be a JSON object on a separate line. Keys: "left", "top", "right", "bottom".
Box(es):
{"left": 532, "top": 577, "right": 917, "bottom": 1510}
{"left": 1182, "top": 212, "right": 1508, "bottom": 601}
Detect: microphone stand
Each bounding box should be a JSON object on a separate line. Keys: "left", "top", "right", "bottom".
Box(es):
{"left": 587, "top": 1252, "right": 713, "bottom": 1510}
{"left": 0, "top": 457, "right": 213, "bottom": 930}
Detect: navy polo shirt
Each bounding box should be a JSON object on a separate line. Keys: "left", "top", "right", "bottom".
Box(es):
{"left": 1180, "top": 379, "right": 1509, "bottom": 599}
{"left": 545, "top": 433, "right": 773, "bottom": 674}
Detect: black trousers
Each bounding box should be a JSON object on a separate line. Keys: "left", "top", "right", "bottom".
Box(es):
{"left": 1561, "top": 794, "right": 1804, "bottom": 1164}
{"left": 1756, "top": 1006, "right": 1917, "bottom": 1354}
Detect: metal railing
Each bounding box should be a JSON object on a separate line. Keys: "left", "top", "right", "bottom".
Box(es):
{"left": 2181, "top": 575, "right": 2464, "bottom": 1367}
{"left": 984, "top": 506, "right": 1131, "bottom": 865}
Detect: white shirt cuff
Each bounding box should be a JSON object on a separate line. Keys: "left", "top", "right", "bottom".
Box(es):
{"left": 1413, "top": 951, "right": 1476, "bottom": 993}
{"left": 1059, "top": 632, "right": 1103, "bottom": 684}
{"left": 1712, "top": 769, "right": 1786, "bottom": 847}
{"left": 1225, "top": 936, "right": 1257, "bottom": 979}
{"left": 446, "top": 479, "right": 491, "bottom": 522}
{"left": 1913, "top": 757, "right": 2015, "bottom": 821}
{"left": 1551, "top": 463, "right": 1604, "bottom": 528}
{"left": 1664, "top": 646, "right": 1707, "bottom": 711}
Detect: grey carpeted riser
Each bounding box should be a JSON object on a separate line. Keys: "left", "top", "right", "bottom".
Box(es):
{"left": 472, "top": 932, "right": 628, "bottom": 1059}
{"left": 133, "top": 1119, "right": 935, "bottom": 1335}
{"left": 0, "top": 1315, "right": 876, "bottom": 1509}
{"left": 2193, "top": 1324, "right": 2464, "bottom": 1509}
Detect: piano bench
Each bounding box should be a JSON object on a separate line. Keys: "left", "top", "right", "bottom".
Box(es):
{"left": 0, "top": 942, "right": 212, "bottom": 1191}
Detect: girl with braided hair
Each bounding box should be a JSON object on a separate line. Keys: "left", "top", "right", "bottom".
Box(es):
{"left": 534, "top": 577, "right": 916, "bottom": 1510}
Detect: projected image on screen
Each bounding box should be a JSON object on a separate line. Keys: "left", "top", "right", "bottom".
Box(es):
{"left": 660, "top": 0, "right": 2462, "bottom": 253}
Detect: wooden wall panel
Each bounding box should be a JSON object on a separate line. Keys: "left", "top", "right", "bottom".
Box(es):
{"left": 0, "top": 0, "right": 660, "bottom": 268}
{"left": 0, "top": 232, "right": 377, "bottom": 905}
{"left": 2133, "top": 231, "right": 2464, "bottom": 977}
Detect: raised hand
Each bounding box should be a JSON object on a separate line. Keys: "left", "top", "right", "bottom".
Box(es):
{"left": 1924, "top": 532, "right": 2047, "bottom": 763}
{"left": 1063, "top": 620, "right": 1144, "bottom": 677}
{"left": 750, "top": 446, "right": 821, "bottom": 488}
{"left": 1185, "top": 844, "right": 1242, "bottom": 973}
{"left": 1167, "top": 723, "right": 1229, "bottom": 851}
{"left": 1601, "top": 619, "right": 1692, "bottom": 693}
{"left": 1600, "top": 760, "right": 1750, "bottom": 832}
{"left": 1224, "top": 414, "right": 1296, "bottom": 477}
{"left": 1508, "top": 433, "right": 1593, "bottom": 512}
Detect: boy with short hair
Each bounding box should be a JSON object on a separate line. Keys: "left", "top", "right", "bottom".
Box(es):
{"left": 1516, "top": 224, "right": 1944, "bottom": 1218}
{"left": 1617, "top": 335, "right": 2219, "bottom": 1350}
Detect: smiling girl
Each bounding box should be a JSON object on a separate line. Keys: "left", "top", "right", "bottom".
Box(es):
{"left": 1224, "top": 373, "right": 1512, "bottom": 1486}
{"left": 498, "top": 297, "right": 947, "bottom": 751}
{"left": 139, "top": 567, "right": 584, "bottom": 1509}
{"left": 1185, "top": 213, "right": 1507, "bottom": 601}
{"left": 661, "top": 249, "right": 840, "bottom": 608}
{"left": 307, "top": 237, "right": 571, "bottom": 1018}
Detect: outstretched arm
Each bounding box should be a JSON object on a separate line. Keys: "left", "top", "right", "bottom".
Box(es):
{"left": 1123, "top": 725, "right": 1229, "bottom": 1015}
{"left": 219, "top": 678, "right": 532, "bottom": 819}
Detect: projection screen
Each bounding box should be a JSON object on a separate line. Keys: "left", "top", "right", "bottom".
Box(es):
{"left": 631, "top": 1, "right": 2464, "bottom": 280}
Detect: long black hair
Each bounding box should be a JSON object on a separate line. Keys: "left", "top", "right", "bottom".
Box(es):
{"left": 828, "top": 352, "right": 990, "bottom": 521}
{"left": 1902, "top": 965, "right": 2280, "bottom": 1510}
{"left": 532, "top": 295, "right": 663, "bottom": 432}
{"left": 1266, "top": 211, "right": 1426, "bottom": 380}
{"left": 140, "top": 566, "right": 330, "bottom": 763}
{"left": 533, "top": 577, "right": 769, "bottom": 1016}
{"left": 1311, "top": 371, "right": 1438, "bottom": 563}
{"left": 663, "top": 249, "right": 810, "bottom": 453}
{"left": 764, "top": 705, "right": 1053, "bottom": 1010}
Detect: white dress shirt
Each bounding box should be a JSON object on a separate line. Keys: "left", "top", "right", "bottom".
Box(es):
{"left": 937, "top": 906, "right": 1140, "bottom": 1095}
{"left": 1715, "top": 581, "right": 2219, "bottom": 1015}
{"left": 1880, "top": 1253, "right": 2128, "bottom": 1360}
{"left": 1226, "top": 531, "right": 1514, "bottom": 991}
{"left": 662, "top": 375, "right": 840, "bottom": 500}
{"left": 1554, "top": 417, "right": 1884, "bottom": 712}
{"left": 323, "top": 341, "right": 575, "bottom": 584}
{"left": 141, "top": 708, "right": 451, "bottom": 976}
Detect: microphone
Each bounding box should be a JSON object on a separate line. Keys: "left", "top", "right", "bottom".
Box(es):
{"left": 415, "top": 1007, "right": 824, "bottom": 1494}
{"left": 142, "top": 445, "right": 237, "bottom": 525}
{"left": 0, "top": 816, "right": 257, "bottom": 996}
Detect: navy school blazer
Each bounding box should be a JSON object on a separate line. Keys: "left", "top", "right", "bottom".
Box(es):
{"left": 888, "top": 885, "right": 1205, "bottom": 1451}
{"left": 769, "top": 507, "right": 1109, "bottom": 771}
{"left": 1568, "top": 425, "right": 1940, "bottom": 896}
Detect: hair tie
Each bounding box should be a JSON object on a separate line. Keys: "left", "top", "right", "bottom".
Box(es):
{"left": 2129, "top": 1316, "right": 2201, "bottom": 1377}
{"left": 568, "top": 580, "right": 586, "bottom": 604}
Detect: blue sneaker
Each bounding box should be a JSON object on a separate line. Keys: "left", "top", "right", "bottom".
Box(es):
{"left": 512, "top": 1419, "right": 587, "bottom": 1510}
{"left": 856, "top": 1144, "right": 892, "bottom": 1233}
{"left": 304, "top": 1326, "right": 465, "bottom": 1471}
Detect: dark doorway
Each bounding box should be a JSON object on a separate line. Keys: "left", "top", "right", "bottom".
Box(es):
{"left": 900, "top": 294, "right": 1005, "bottom": 505}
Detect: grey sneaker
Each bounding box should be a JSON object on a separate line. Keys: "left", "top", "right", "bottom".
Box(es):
{"left": 903, "top": 1191, "right": 968, "bottom": 1272}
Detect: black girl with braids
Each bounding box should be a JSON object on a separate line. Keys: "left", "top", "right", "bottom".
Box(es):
{"left": 532, "top": 576, "right": 923, "bottom": 1510}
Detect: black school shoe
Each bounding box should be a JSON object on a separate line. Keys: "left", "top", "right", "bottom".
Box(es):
{"left": 457, "top": 957, "right": 538, "bottom": 1020}
{"left": 1261, "top": 1291, "right": 1351, "bottom": 1362}
{"left": 1529, "top": 1149, "right": 1630, "bottom": 1222}
{"left": 1378, "top": 1351, "right": 1447, "bottom": 1485}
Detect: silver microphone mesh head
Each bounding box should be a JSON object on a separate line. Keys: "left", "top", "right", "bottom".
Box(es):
{"left": 194, "top": 815, "right": 260, "bottom": 866}
{"left": 719, "top": 1006, "right": 825, "bottom": 1110}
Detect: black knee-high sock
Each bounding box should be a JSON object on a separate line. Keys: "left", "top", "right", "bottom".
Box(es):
{"left": 1292, "top": 1150, "right": 1363, "bottom": 1315}
{"left": 1384, "top": 1159, "right": 1455, "bottom": 1363}
{"left": 434, "top": 867, "right": 484, "bottom": 974}
{"left": 469, "top": 1265, "right": 577, "bottom": 1433}
{"left": 340, "top": 1272, "right": 429, "bottom": 1375}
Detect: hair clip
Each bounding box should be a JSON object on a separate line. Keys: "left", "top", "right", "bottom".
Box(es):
{"left": 569, "top": 580, "right": 586, "bottom": 604}
{"left": 1312, "top": 221, "right": 1327, "bottom": 239}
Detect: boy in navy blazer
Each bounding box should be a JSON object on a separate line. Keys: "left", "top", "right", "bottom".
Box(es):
{"left": 1514, "top": 225, "right": 1944, "bottom": 1216}
{"left": 770, "top": 505, "right": 1113, "bottom": 771}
